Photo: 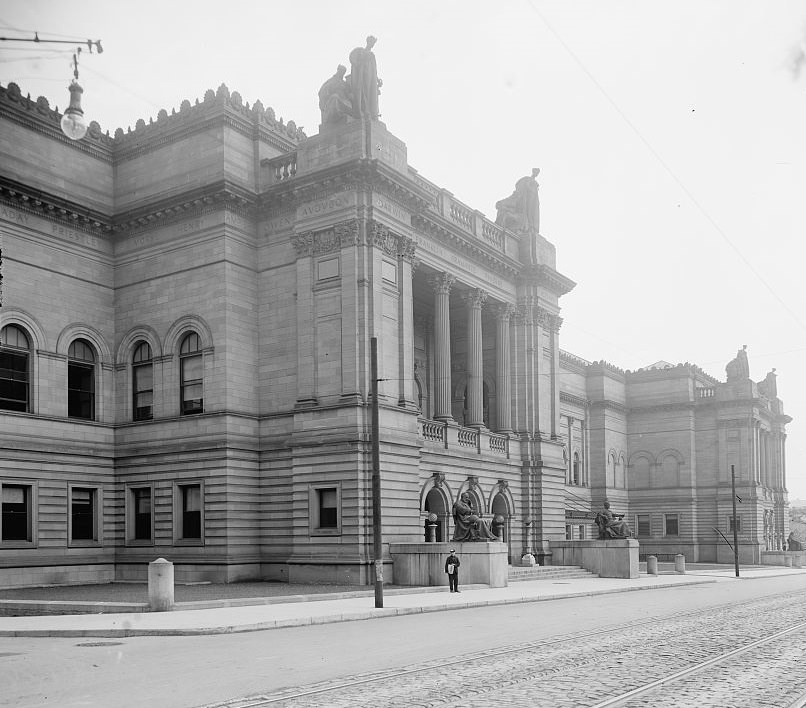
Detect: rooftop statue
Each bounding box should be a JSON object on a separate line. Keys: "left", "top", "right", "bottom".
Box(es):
{"left": 725, "top": 345, "right": 750, "bottom": 382}
{"left": 758, "top": 368, "right": 778, "bottom": 399}
{"left": 495, "top": 168, "right": 540, "bottom": 235}
{"left": 451, "top": 492, "right": 498, "bottom": 542}
{"left": 348, "top": 35, "right": 382, "bottom": 119}
{"left": 318, "top": 64, "right": 352, "bottom": 126}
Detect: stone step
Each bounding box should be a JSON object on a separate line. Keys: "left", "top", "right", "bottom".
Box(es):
{"left": 507, "top": 565, "right": 596, "bottom": 581}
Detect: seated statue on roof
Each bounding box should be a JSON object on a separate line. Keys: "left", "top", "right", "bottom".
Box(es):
{"left": 495, "top": 168, "right": 540, "bottom": 235}
{"left": 725, "top": 345, "right": 750, "bottom": 382}
{"left": 318, "top": 65, "right": 353, "bottom": 126}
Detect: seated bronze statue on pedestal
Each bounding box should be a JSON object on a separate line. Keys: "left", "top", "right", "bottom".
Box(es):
{"left": 595, "top": 502, "right": 631, "bottom": 540}
{"left": 451, "top": 492, "right": 498, "bottom": 542}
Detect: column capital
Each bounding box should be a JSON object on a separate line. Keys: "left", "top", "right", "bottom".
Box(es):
{"left": 463, "top": 288, "right": 489, "bottom": 308}
{"left": 291, "top": 218, "right": 360, "bottom": 257}
{"left": 368, "top": 220, "right": 416, "bottom": 261}
{"left": 493, "top": 303, "right": 517, "bottom": 321}
{"left": 430, "top": 272, "right": 456, "bottom": 294}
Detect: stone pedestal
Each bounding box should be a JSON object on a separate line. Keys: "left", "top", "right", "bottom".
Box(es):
{"left": 550, "top": 539, "right": 639, "bottom": 579}
{"left": 389, "top": 542, "right": 508, "bottom": 588}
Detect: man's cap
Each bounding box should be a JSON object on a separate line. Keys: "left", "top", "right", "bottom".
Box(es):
{"left": 449, "top": 549, "right": 455, "bottom": 553}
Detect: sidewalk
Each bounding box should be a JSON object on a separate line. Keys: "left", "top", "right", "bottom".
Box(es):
{"left": 2, "top": 566, "right": 804, "bottom": 638}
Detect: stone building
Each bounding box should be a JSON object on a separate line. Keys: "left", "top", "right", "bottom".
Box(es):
{"left": 0, "top": 68, "right": 791, "bottom": 587}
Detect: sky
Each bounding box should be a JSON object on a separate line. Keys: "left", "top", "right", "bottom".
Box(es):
{"left": 2, "top": 0, "right": 805, "bottom": 497}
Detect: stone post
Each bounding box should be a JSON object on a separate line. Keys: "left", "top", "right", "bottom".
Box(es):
{"left": 647, "top": 555, "right": 658, "bottom": 575}
{"left": 431, "top": 273, "right": 455, "bottom": 421}
{"left": 674, "top": 554, "right": 686, "bottom": 574}
{"left": 148, "top": 558, "right": 174, "bottom": 611}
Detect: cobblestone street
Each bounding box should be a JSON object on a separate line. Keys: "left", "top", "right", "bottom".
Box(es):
{"left": 200, "top": 591, "right": 806, "bottom": 708}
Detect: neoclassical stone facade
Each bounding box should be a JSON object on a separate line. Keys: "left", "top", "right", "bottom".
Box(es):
{"left": 0, "top": 79, "right": 792, "bottom": 587}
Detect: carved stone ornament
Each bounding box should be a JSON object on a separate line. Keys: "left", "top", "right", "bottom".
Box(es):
{"left": 497, "top": 479, "right": 509, "bottom": 490}
{"left": 432, "top": 472, "right": 446, "bottom": 488}
{"left": 463, "top": 289, "right": 489, "bottom": 309}
{"left": 430, "top": 272, "right": 455, "bottom": 295}
{"left": 467, "top": 475, "right": 480, "bottom": 489}
{"left": 368, "top": 221, "right": 415, "bottom": 261}
{"left": 292, "top": 219, "right": 359, "bottom": 257}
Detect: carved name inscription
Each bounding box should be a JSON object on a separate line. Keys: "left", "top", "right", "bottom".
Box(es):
{"left": 373, "top": 194, "right": 409, "bottom": 223}
{"left": 297, "top": 192, "right": 355, "bottom": 220}
{"left": 0, "top": 206, "right": 28, "bottom": 225}
{"left": 413, "top": 233, "right": 504, "bottom": 289}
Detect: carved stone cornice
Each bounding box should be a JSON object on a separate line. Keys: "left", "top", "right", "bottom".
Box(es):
{"left": 0, "top": 176, "right": 112, "bottom": 235}
{"left": 111, "top": 181, "right": 255, "bottom": 237}
{"left": 560, "top": 391, "right": 589, "bottom": 409}
{"left": 589, "top": 399, "right": 627, "bottom": 414}
{"left": 627, "top": 402, "right": 696, "bottom": 416}
{"left": 292, "top": 219, "right": 360, "bottom": 257}
{"left": 522, "top": 263, "right": 576, "bottom": 297}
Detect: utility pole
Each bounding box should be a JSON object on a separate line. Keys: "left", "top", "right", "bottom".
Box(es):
{"left": 370, "top": 337, "right": 383, "bottom": 608}
{"left": 731, "top": 464, "right": 740, "bottom": 577}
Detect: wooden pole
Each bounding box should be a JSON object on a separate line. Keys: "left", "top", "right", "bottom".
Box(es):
{"left": 371, "top": 337, "right": 384, "bottom": 607}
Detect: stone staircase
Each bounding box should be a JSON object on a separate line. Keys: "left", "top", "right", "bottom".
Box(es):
{"left": 508, "top": 564, "right": 597, "bottom": 582}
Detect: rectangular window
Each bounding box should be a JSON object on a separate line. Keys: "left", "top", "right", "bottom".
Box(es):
{"left": 181, "top": 356, "right": 203, "bottom": 415}
{"left": 1, "top": 484, "right": 31, "bottom": 541}
{"left": 565, "top": 524, "right": 572, "bottom": 540}
{"left": 68, "top": 362, "right": 95, "bottom": 419}
{"left": 0, "top": 350, "right": 29, "bottom": 412}
{"left": 309, "top": 484, "right": 341, "bottom": 535}
{"left": 318, "top": 488, "right": 338, "bottom": 528}
{"left": 70, "top": 487, "right": 97, "bottom": 541}
{"left": 133, "top": 364, "right": 153, "bottom": 421}
{"left": 132, "top": 487, "right": 152, "bottom": 541}
{"left": 729, "top": 515, "right": 742, "bottom": 533}
{"left": 180, "top": 484, "right": 202, "bottom": 540}
{"left": 664, "top": 513, "right": 679, "bottom": 537}
{"left": 577, "top": 525, "right": 585, "bottom": 540}
{"left": 637, "top": 514, "right": 651, "bottom": 537}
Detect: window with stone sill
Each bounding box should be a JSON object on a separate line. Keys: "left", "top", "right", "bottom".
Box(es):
{"left": 180, "top": 332, "right": 203, "bottom": 415}
{"left": 636, "top": 514, "right": 651, "bottom": 538}
{"left": 69, "top": 486, "right": 101, "bottom": 544}
{"left": 664, "top": 513, "right": 680, "bottom": 537}
{"left": 126, "top": 486, "right": 153, "bottom": 544}
{"left": 175, "top": 482, "right": 203, "bottom": 543}
{"left": 68, "top": 339, "right": 96, "bottom": 420}
{"left": 1, "top": 482, "right": 34, "bottom": 544}
{"left": 132, "top": 341, "right": 153, "bottom": 421}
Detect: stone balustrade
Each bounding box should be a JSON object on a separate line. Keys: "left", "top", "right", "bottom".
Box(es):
{"left": 419, "top": 418, "right": 510, "bottom": 458}
{"left": 263, "top": 152, "right": 297, "bottom": 185}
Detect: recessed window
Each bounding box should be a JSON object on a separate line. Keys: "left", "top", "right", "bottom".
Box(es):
{"left": 310, "top": 485, "right": 341, "bottom": 535}
{"left": 636, "top": 514, "right": 651, "bottom": 537}
{"left": 130, "top": 487, "right": 152, "bottom": 542}
{"left": 179, "top": 484, "right": 202, "bottom": 540}
{"left": 70, "top": 487, "right": 97, "bottom": 541}
{"left": 180, "top": 333, "right": 203, "bottom": 415}
{"left": 0, "top": 324, "right": 31, "bottom": 412}
{"left": 729, "top": 515, "right": 742, "bottom": 533}
{"left": 132, "top": 341, "right": 153, "bottom": 421}
{"left": 68, "top": 339, "right": 95, "bottom": 420}
{"left": 1, "top": 484, "right": 32, "bottom": 542}
{"left": 664, "top": 513, "right": 679, "bottom": 537}
{"left": 572, "top": 453, "right": 580, "bottom": 486}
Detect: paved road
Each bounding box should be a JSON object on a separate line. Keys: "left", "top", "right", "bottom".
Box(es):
{"left": 2, "top": 574, "right": 805, "bottom": 707}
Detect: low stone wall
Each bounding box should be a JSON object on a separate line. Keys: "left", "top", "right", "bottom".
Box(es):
{"left": 389, "top": 542, "right": 508, "bottom": 588}
{"left": 550, "top": 539, "right": 639, "bottom": 579}
{"left": 761, "top": 551, "right": 806, "bottom": 568}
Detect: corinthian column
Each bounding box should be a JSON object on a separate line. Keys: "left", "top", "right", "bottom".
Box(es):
{"left": 464, "top": 289, "right": 488, "bottom": 428}
{"left": 430, "top": 273, "right": 455, "bottom": 421}
{"left": 494, "top": 304, "right": 515, "bottom": 433}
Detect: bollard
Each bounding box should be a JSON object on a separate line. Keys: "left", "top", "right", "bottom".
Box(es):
{"left": 148, "top": 558, "right": 174, "bottom": 611}
{"left": 647, "top": 555, "right": 658, "bottom": 576}
{"left": 674, "top": 554, "right": 686, "bottom": 574}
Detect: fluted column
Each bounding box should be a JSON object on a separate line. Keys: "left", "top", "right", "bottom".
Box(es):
{"left": 494, "top": 304, "right": 515, "bottom": 433}
{"left": 431, "top": 273, "right": 455, "bottom": 421}
{"left": 464, "top": 289, "right": 488, "bottom": 427}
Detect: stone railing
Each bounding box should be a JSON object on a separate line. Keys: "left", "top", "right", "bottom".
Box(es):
{"left": 419, "top": 419, "right": 509, "bottom": 457}
{"left": 696, "top": 387, "right": 716, "bottom": 399}
{"left": 263, "top": 152, "right": 297, "bottom": 185}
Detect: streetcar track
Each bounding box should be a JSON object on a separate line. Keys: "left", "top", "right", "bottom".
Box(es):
{"left": 589, "top": 619, "right": 806, "bottom": 707}
{"left": 200, "top": 589, "right": 806, "bottom": 708}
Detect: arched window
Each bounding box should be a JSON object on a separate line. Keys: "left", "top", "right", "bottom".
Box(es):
{"left": 0, "top": 324, "right": 31, "bottom": 412}
{"left": 607, "top": 453, "right": 616, "bottom": 487}
{"left": 132, "top": 341, "right": 153, "bottom": 421}
{"left": 616, "top": 454, "right": 626, "bottom": 489}
{"left": 573, "top": 452, "right": 581, "bottom": 486}
{"left": 68, "top": 339, "right": 95, "bottom": 420}
{"left": 661, "top": 455, "right": 680, "bottom": 486}
{"left": 180, "top": 332, "right": 203, "bottom": 415}
{"left": 631, "top": 457, "right": 651, "bottom": 488}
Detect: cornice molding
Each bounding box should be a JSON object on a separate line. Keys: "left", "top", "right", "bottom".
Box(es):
{"left": 560, "top": 391, "right": 589, "bottom": 409}
{"left": 590, "top": 399, "right": 627, "bottom": 413}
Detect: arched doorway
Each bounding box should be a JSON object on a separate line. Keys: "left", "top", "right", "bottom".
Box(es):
{"left": 492, "top": 492, "right": 512, "bottom": 561}
{"left": 424, "top": 488, "right": 449, "bottom": 542}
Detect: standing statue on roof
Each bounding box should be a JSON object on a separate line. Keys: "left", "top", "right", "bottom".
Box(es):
{"left": 348, "top": 35, "right": 382, "bottom": 119}
{"left": 725, "top": 345, "right": 750, "bottom": 381}
{"left": 495, "top": 168, "right": 541, "bottom": 235}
